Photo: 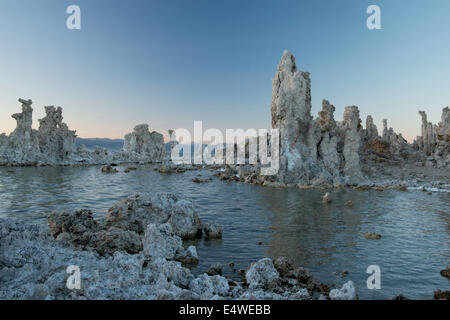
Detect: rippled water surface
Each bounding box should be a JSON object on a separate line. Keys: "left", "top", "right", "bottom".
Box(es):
{"left": 0, "top": 165, "right": 448, "bottom": 299}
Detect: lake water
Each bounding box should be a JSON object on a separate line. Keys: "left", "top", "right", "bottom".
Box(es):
{"left": 0, "top": 165, "right": 448, "bottom": 299}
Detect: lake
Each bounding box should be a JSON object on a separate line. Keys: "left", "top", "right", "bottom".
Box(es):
{"left": 0, "top": 165, "right": 448, "bottom": 299}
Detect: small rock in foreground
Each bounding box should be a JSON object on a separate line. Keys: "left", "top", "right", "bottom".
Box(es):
{"left": 363, "top": 232, "right": 382, "bottom": 240}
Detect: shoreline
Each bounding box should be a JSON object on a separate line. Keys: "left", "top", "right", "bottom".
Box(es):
{"left": 0, "top": 193, "right": 356, "bottom": 300}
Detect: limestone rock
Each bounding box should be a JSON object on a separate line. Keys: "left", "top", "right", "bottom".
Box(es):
{"left": 203, "top": 221, "right": 223, "bottom": 239}
{"left": 104, "top": 193, "right": 202, "bottom": 239}
{"left": 245, "top": 258, "right": 280, "bottom": 290}
{"left": 37, "top": 106, "right": 77, "bottom": 162}
{"left": 189, "top": 274, "right": 230, "bottom": 299}
{"left": 142, "top": 223, "right": 185, "bottom": 260}
{"left": 415, "top": 107, "right": 449, "bottom": 168}
{"left": 365, "top": 115, "right": 379, "bottom": 140}
{"left": 329, "top": 281, "right": 357, "bottom": 300}
{"left": 342, "top": 106, "right": 366, "bottom": 184}
{"left": 322, "top": 192, "right": 332, "bottom": 204}
{"left": 94, "top": 227, "right": 142, "bottom": 256}
{"left": 363, "top": 232, "right": 382, "bottom": 240}
{"left": 3, "top": 99, "right": 40, "bottom": 165}
{"left": 287, "top": 267, "right": 312, "bottom": 284}
{"left": 270, "top": 52, "right": 368, "bottom": 186}
{"left": 273, "top": 257, "right": 292, "bottom": 277}
{"left": 47, "top": 209, "right": 99, "bottom": 248}
{"left": 101, "top": 165, "right": 118, "bottom": 173}
{"left": 206, "top": 263, "right": 223, "bottom": 276}
{"left": 271, "top": 51, "right": 315, "bottom": 185}
{"left": 123, "top": 124, "right": 165, "bottom": 161}
{"left": 167, "top": 199, "right": 203, "bottom": 239}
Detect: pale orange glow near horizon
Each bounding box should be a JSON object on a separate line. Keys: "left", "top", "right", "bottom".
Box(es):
{"left": 0, "top": 97, "right": 446, "bottom": 144}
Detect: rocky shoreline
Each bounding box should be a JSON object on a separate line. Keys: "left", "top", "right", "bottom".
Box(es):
{"left": 0, "top": 193, "right": 356, "bottom": 300}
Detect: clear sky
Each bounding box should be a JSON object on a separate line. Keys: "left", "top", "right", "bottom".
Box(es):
{"left": 0, "top": 0, "right": 449, "bottom": 142}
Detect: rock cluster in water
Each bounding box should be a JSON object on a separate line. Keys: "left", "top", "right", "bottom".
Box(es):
{"left": 269, "top": 51, "right": 449, "bottom": 187}
{"left": 0, "top": 51, "right": 448, "bottom": 186}
{"left": 0, "top": 193, "right": 355, "bottom": 300}
{"left": 0, "top": 99, "right": 165, "bottom": 166}
{"left": 124, "top": 124, "right": 165, "bottom": 161}
{"left": 0, "top": 99, "right": 76, "bottom": 165}
{"left": 270, "top": 51, "right": 368, "bottom": 186}
{"left": 415, "top": 107, "right": 450, "bottom": 168}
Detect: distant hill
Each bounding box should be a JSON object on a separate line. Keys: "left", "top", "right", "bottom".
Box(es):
{"left": 76, "top": 138, "right": 124, "bottom": 150}
{"left": 76, "top": 139, "right": 215, "bottom": 155}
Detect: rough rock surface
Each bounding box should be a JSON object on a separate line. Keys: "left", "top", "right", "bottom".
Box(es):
{"left": 203, "top": 221, "right": 223, "bottom": 239}
{"left": 365, "top": 115, "right": 379, "bottom": 141}
{"left": 37, "top": 106, "right": 77, "bottom": 162}
{"left": 104, "top": 193, "right": 202, "bottom": 239}
{"left": 245, "top": 258, "right": 280, "bottom": 289}
{"left": 342, "top": 106, "right": 366, "bottom": 184}
{"left": 415, "top": 108, "right": 450, "bottom": 168}
{"left": 270, "top": 51, "right": 369, "bottom": 186}
{"left": 1, "top": 99, "right": 41, "bottom": 165}
{"left": 0, "top": 215, "right": 355, "bottom": 300}
{"left": 270, "top": 51, "right": 317, "bottom": 185}
{"left": 0, "top": 100, "right": 166, "bottom": 166}
{"left": 123, "top": 124, "right": 165, "bottom": 161}
{"left": 329, "top": 281, "right": 357, "bottom": 300}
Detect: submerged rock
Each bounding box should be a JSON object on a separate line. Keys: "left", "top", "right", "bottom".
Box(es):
{"left": 434, "top": 290, "right": 450, "bottom": 300}
{"left": 101, "top": 165, "right": 118, "bottom": 173}
{"left": 206, "top": 263, "right": 223, "bottom": 276}
{"left": 363, "top": 232, "right": 382, "bottom": 240}
{"left": 440, "top": 267, "right": 450, "bottom": 279}
{"left": 322, "top": 192, "right": 332, "bottom": 204}
{"left": 203, "top": 221, "right": 223, "bottom": 239}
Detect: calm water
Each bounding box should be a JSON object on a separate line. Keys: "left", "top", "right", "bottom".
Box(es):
{"left": 0, "top": 165, "right": 448, "bottom": 299}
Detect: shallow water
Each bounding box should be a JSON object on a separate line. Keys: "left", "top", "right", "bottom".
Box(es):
{"left": 0, "top": 165, "right": 448, "bottom": 299}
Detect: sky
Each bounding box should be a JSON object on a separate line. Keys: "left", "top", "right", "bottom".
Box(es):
{"left": 0, "top": 0, "right": 449, "bottom": 142}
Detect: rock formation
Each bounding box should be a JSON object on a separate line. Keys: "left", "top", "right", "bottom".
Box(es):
{"left": 123, "top": 124, "right": 165, "bottom": 161}
{"left": 270, "top": 51, "right": 367, "bottom": 185}
{"left": 415, "top": 107, "right": 450, "bottom": 167}
{"left": 37, "top": 106, "right": 77, "bottom": 162}
{"left": 1, "top": 99, "right": 40, "bottom": 165}
{"left": 270, "top": 51, "right": 316, "bottom": 185}
{"left": 342, "top": 106, "right": 366, "bottom": 183}
{"left": 0, "top": 100, "right": 166, "bottom": 165}
{"left": 267, "top": 50, "right": 450, "bottom": 185}
{"left": 0, "top": 99, "right": 77, "bottom": 165}
{"left": 365, "top": 115, "right": 379, "bottom": 140}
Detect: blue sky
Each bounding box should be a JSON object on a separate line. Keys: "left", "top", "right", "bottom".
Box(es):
{"left": 0, "top": 0, "right": 449, "bottom": 141}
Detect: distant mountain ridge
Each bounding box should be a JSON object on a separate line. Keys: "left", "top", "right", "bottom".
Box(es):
{"left": 76, "top": 138, "right": 124, "bottom": 150}
{"left": 76, "top": 139, "right": 216, "bottom": 155}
